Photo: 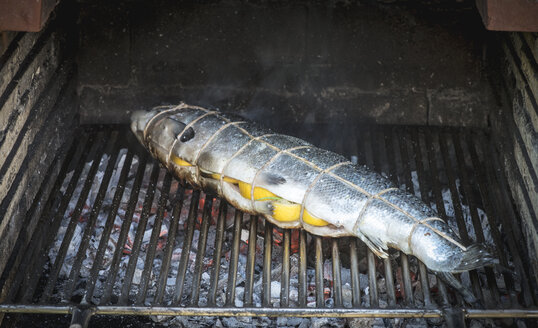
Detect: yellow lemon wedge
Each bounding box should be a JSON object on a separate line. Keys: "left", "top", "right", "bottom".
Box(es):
{"left": 238, "top": 181, "right": 277, "bottom": 200}
{"left": 171, "top": 155, "right": 193, "bottom": 167}
{"left": 210, "top": 173, "right": 239, "bottom": 184}
{"left": 272, "top": 201, "right": 301, "bottom": 222}
{"left": 303, "top": 210, "right": 329, "bottom": 226}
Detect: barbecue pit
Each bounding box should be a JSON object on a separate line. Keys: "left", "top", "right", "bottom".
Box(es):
{"left": 1, "top": 1, "right": 537, "bottom": 327}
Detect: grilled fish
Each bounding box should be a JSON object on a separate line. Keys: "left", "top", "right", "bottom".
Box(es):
{"left": 131, "top": 103, "right": 497, "bottom": 302}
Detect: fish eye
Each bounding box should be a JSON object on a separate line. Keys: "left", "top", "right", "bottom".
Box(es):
{"left": 180, "top": 127, "right": 195, "bottom": 142}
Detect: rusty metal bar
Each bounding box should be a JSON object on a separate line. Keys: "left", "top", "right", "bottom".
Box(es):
{"left": 298, "top": 229, "right": 307, "bottom": 307}
{"left": 2, "top": 304, "right": 538, "bottom": 318}
{"left": 119, "top": 161, "right": 161, "bottom": 304}
{"left": 136, "top": 173, "right": 173, "bottom": 304}
{"left": 172, "top": 190, "right": 201, "bottom": 305}
{"left": 226, "top": 209, "right": 243, "bottom": 306}
{"left": 207, "top": 201, "right": 227, "bottom": 306}
{"left": 154, "top": 184, "right": 185, "bottom": 305}
{"left": 280, "top": 229, "right": 291, "bottom": 307}
{"left": 100, "top": 153, "right": 148, "bottom": 305}
{"left": 315, "top": 236, "right": 324, "bottom": 307}
{"left": 349, "top": 239, "right": 361, "bottom": 308}
{"left": 331, "top": 240, "right": 343, "bottom": 307}
{"left": 262, "top": 221, "right": 273, "bottom": 307}
{"left": 244, "top": 215, "right": 258, "bottom": 306}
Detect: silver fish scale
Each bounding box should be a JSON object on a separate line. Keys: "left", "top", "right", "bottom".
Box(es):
{"left": 257, "top": 153, "right": 320, "bottom": 204}
{"left": 232, "top": 121, "right": 272, "bottom": 138}
{"left": 260, "top": 134, "right": 311, "bottom": 150}
{"left": 331, "top": 164, "right": 394, "bottom": 195}
{"left": 132, "top": 105, "right": 498, "bottom": 281}
{"left": 381, "top": 189, "right": 438, "bottom": 220}
{"left": 290, "top": 147, "right": 349, "bottom": 170}
{"left": 304, "top": 174, "right": 369, "bottom": 227}
{"left": 169, "top": 106, "right": 206, "bottom": 125}
{"left": 223, "top": 140, "right": 279, "bottom": 182}
{"left": 196, "top": 124, "right": 252, "bottom": 173}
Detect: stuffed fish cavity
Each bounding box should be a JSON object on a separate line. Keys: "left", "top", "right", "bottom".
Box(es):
{"left": 131, "top": 103, "right": 497, "bottom": 281}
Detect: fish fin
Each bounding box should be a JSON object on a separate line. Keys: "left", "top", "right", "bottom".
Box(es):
{"left": 259, "top": 172, "right": 287, "bottom": 185}
{"left": 357, "top": 233, "right": 389, "bottom": 258}
{"left": 452, "top": 243, "right": 498, "bottom": 272}
{"left": 436, "top": 272, "right": 481, "bottom": 306}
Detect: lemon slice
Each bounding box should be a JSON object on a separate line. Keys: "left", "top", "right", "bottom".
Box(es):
{"left": 303, "top": 210, "right": 329, "bottom": 226}
{"left": 210, "top": 173, "right": 239, "bottom": 184}
{"left": 272, "top": 201, "right": 301, "bottom": 222}
{"left": 238, "top": 181, "right": 277, "bottom": 200}
{"left": 171, "top": 155, "right": 193, "bottom": 167}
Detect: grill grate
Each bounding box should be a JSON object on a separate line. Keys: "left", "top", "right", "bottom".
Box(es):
{"left": 1, "top": 125, "right": 537, "bottom": 327}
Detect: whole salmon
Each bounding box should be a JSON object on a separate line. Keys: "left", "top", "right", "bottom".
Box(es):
{"left": 131, "top": 103, "right": 497, "bottom": 302}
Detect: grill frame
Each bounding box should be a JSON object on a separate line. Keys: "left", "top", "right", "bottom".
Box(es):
{"left": 0, "top": 125, "right": 537, "bottom": 327}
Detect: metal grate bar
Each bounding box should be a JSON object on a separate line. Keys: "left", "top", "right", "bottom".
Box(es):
{"left": 83, "top": 150, "right": 134, "bottom": 303}
{"left": 394, "top": 128, "right": 416, "bottom": 307}
{"left": 486, "top": 133, "right": 538, "bottom": 305}
{"left": 2, "top": 126, "right": 537, "bottom": 325}
{"left": 314, "top": 236, "right": 324, "bottom": 307}
{"left": 191, "top": 194, "right": 213, "bottom": 306}
{"left": 0, "top": 135, "right": 84, "bottom": 303}
{"left": 136, "top": 173, "right": 173, "bottom": 304}
{"left": 378, "top": 127, "right": 398, "bottom": 308}
{"left": 446, "top": 132, "right": 505, "bottom": 306}
{"left": 100, "top": 153, "right": 148, "bottom": 305}
{"left": 154, "top": 185, "right": 185, "bottom": 305}
{"left": 225, "top": 209, "right": 243, "bottom": 306}
{"left": 466, "top": 132, "right": 528, "bottom": 304}
{"left": 349, "top": 239, "right": 361, "bottom": 308}
{"left": 17, "top": 135, "right": 91, "bottom": 302}
{"left": 280, "top": 229, "right": 291, "bottom": 307}
{"left": 361, "top": 126, "right": 381, "bottom": 309}
{"left": 367, "top": 249, "right": 379, "bottom": 307}
{"left": 408, "top": 129, "right": 434, "bottom": 307}
{"left": 172, "top": 190, "right": 200, "bottom": 305}
{"left": 207, "top": 201, "right": 227, "bottom": 306}
{"left": 262, "top": 221, "right": 273, "bottom": 307}
{"left": 298, "top": 230, "right": 307, "bottom": 307}
{"left": 39, "top": 132, "right": 112, "bottom": 303}
{"left": 64, "top": 133, "right": 122, "bottom": 301}
{"left": 331, "top": 240, "right": 343, "bottom": 307}
{"left": 423, "top": 130, "right": 458, "bottom": 307}
{"left": 0, "top": 135, "right": 76, "bottom": 303}
{"left": 244, "top": 215, "right": 258, "bottom": 306}
{"left": 119, "top": 161, "right": 161, "bottom": 304}
{"left": 474, "top": 132, "right": 535, "bottom": 305}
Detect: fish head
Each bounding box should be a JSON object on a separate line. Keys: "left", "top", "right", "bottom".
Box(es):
{"left": 130, "top": 109, "right": 158, "bottom": 145}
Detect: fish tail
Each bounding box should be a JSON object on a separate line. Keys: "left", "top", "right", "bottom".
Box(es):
{"left": 452, "top": 243, "right": 498, "bottom": 272}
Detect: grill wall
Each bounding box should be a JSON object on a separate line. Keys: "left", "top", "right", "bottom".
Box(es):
{"left": 491, "top": 32, "right": 538, "bottom": 282}
{"left": 0, "top": 3, "right": 78, "bottom": 276}
{"left": 76, "top": 0, "right": 496, "bottom": 127}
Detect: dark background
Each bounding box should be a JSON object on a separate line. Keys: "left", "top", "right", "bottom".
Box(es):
{"left": 77, "top": 0, "right": 496, "bottom": 127}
